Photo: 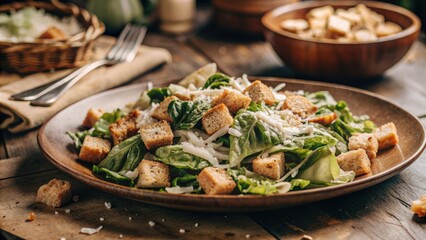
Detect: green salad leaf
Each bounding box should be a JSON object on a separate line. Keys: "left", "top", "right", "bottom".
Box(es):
{"left": 67, "top": 109, "right": 125, "bottom": 150}
{"left": 92, "top": 165, "right": 134, "bottom": 186}
{"left": 305, "top": 91, "right": 337, "bottom": 108}
{"left": 168, "top": 98, "right": 211, "bottom": 130}
{"left": 289, "top": 179, "right": 311, "bottom": 190}
{"left": 155, "top": 145, "right": 211, "bottom": 170}
{"left": 229, "top": 109, "right": 282, "bottom": 167}
{"left": 329, "top": 101, "right": 376, "bottom": 140}
{"left": 172, "top": 174, "right": 199, "bottom": 188}
{"left": 229, "top": 168, "right": 278, "bottom": 195}
{"left": 97, "top": 135, "right": 146, "bottom": 172}
{"left": 296, "top": 146, "right": 354, "bottom": 186}
{"left": 202, "top": 73, "right": 231, "bottom": 89}
{"left": 147, "top": 87, "right": 171, "bottom": 103}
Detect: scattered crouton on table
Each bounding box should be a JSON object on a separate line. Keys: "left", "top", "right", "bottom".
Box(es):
{"left": 36, "top": 179, "right": 72, "bottom": 208}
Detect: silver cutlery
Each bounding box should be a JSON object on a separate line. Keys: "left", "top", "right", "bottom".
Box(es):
{"left": 11, "top": 24, "right": 147, "bottom": 107}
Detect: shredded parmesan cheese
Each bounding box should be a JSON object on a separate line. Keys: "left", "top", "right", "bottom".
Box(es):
{"left": 228, "top": 128, "right": 242, "bottom": 137}
{"left": 80, "top": 226, "right": 103, "bottom": 235}
{"left": 165, "top": 186, "right": 194, "bottom": 194}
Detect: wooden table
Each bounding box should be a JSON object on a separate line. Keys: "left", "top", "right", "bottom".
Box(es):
{"left": 1, "top": 10, "right": 426, "bottom": 240}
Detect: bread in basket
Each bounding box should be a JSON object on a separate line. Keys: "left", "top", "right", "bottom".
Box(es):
{"left": 0, "top": 0, "right": 105, "bottom": 74}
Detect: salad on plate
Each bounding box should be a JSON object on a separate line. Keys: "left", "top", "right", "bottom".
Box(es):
{"left": 67, "top": 63, "right": 399, "bottom": 195}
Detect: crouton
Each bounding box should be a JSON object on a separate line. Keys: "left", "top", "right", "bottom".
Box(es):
{"left": 82, "top": 108, "right": 104, "bottom": 128}
{"left": 354, "top": 29, "right": 378, "bottom": 42}
{"left": 348, "top": 133, "right": 379, "bottom": 160}
{"left": 282, "top": 95, "right": 318, "bottom": 118}
{"left": 211, "top": 89, "right": 251, "bottom": 114}
{"left": 253, "top": 152, "right": 285, "bottom": 180}
{"left": 79, "top": 136, "right": 111, "bottom": 164}
{"left": 335, "top": 9, "right": 362, "bottom": 26}
{"left": 202, "top": 104, "right": 234, "bottom": 135}
{"left": 328, "top": 15, "right": 351, "bottom": 36}
{"left": 375, "top": 22, "right": 402, "bottom": 37}
{"left": 140, "top": 120, "right": 173, "bottom": 150}
{"left": 38, "top": 26, "right": 66, "bottom": 40}
{"left": 243, "top": 80, "right": 276, "bottom": 105}
{"left": 151, "top": 96, "right": 178, "bottom": 122}
{"left": 411, "top": 196, "right": 426, "bottom": 218}
{"left": 356, "top": 4, "right": 384, "bottom": 31}
{"left": 136, "top": 160, "right": 170, "bottom": 188}
{"left": 308, "top": 112, "right": 337, "bottom": 126}
{"left": 308, "top": 18, "right": 327, "bottom": 30}
{"left": 374, "top": 122, "right": 399, "bottom": 150}
{"left": 110, "top": 110, "right": 141, "bottom": 145}
{"left": 281, "top": 19, "right": 309, "bottom": 33}
{"left": 36, "top": 179, "right": 72, "bottom": 208}
{"left": 337, "top": 149, "right": 371, "bottom": 176}
{"left": 197, "top": 167, "right": 236, "bottom": 195}
{"left": 307, "top": 5, "right": 334, "bottom": 19}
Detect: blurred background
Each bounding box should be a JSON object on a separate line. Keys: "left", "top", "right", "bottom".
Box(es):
{"left": 2, "top": 0, "right": 424, "bottom": 35}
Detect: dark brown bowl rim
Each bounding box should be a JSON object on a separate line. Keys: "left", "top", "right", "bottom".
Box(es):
{"left": 38, "top": 77, "right": 426, "bottom": 206}
{"left": 261, "top": 0, "right": 421, "bottom": 45}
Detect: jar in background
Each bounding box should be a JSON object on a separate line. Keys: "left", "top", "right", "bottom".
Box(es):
{"left": 158, "top": 0, "right": 196, "bottom": 34}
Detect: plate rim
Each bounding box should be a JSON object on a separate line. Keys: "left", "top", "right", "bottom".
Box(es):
{"left": 38, "top": 77, "right": 426, "bottom": 208}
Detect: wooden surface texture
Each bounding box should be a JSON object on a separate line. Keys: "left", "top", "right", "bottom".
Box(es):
{"left": 1, "top": 5, "right": 426, "bottom": 240}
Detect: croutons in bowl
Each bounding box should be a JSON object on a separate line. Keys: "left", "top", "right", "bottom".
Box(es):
{"left": 262, "top": 1, "right": 421, "bottom": 81}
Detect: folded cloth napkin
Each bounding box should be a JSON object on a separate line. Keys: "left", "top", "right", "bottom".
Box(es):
{"left": 0, "top": 36, "right": 172, "bottom": 133}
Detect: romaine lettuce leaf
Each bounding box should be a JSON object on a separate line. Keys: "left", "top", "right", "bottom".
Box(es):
{"left": 296, "top": 146, "right": 354, "bottom": 185}
{"left": 289, "top": 179, "right": 310, "bottom": 190}
{"left": 229, "top": 168, "right": 278, "bottom": 195}
{"left": 229, "top": 109, "right": 282, "bottom": 167}
{"left": 155, "top": 145, "right": 211, "bottom": 170}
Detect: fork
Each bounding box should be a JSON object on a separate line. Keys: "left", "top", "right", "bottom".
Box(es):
{"left": 11, "top": 24, "right": 147, "bottom": 107}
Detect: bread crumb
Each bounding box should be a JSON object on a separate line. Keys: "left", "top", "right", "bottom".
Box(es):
{"left": 129, "top": 217, "right": 132, "bottom": 221}
{"left": 148, "top": 221, "right": 155, "bottom": 227}
{"left": 100, "top": 217, "right": 105, "bottom": 221}
{"left": 246, "top": 234, "right": 251, "bottom": 238}
{"left": 194, "top": 223, "right": 199, "bottom": 227}
{"left": 302, "top": 235, "right": 313, "bottom": 240}
{"left": 161, "top": 218, "right": 165, "bottom": 222}
{"left": 179, "top": 229, "right": 186, "bottom": 233}
{"left": 26, "top": 212, "right": 35, "bottom": 222}
{"left": 65, "top": 209, "right": 71, "bottom": 214}
{"left": 119, "top": 234, "right": 123, "bottom": 238}
{"left": 55, "top": 211, "right": 59, "bottom": 215}
{"left": 60, "top": 237, "right": 66, "bottom": 240}
{"left": 105, "top": 202, "right": 112, "bottom": 209}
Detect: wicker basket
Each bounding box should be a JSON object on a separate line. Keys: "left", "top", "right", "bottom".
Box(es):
{"left": 0, "top": 0, "right": 105, "bottom": 74}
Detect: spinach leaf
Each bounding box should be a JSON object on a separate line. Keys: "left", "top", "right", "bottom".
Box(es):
{"left": 147, "top": 87, "right": 171, "bottom": 103}
{"left": 97, "top": 135, "right": 146, "bottom": 172}
{"left": 155, "top": 145, "right": 211, "bottom": 170}
{"left": 229, "top": 168, "right": 278, "bottom": 195}
{"left": 229, "top": 110, "right": 282, "bottom": 167}
{"left": 296, "top": 146, "right": 355, "bottom": 186}
{"left": 202, "top": 73, "right": 231, "bottom": 89}
{"left": 92, "top": 165, "right": 134, "bottom": 186}
{"left": 168, "top": 98, "right": 211, "bottom": 130}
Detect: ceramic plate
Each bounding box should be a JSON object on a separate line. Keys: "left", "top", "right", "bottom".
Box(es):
{"left": 38, "top": 77, "right": 426, "bottom": 212}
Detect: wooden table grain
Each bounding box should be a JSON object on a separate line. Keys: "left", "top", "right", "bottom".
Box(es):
{"left": 1, "top": 11, "right": 426, "bottom": 240}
